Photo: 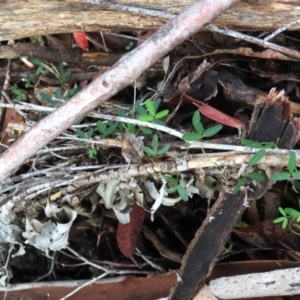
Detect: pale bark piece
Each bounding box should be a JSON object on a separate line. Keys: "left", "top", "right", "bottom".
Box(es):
{"left": 0, "top": 273, "right": 177, "bottom": 300}
{"left": 1, "top": 0, "right": 300, "bottom": 41}
{"left": 193, "top": 283, "right": 218, "bottom": 300}
{"left": 209, "top": 267, "right": 300, "bottom": 299}
{"left": 0, "top": 0, "right": 239, "bottom": 182}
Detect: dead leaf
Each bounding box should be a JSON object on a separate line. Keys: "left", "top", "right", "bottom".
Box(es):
{"left": 120, "top": 132, "right": 144, "bottom": 163}
{"left": 183, "top": 93, "right": 244, "bottom": 130}
{"left": 1, "top": 108, "right": 24, "bottom": 146}
{"left": 233, "top": 219, "right": 300, "bottom": 251}
{"left": 117, "top": 205, "right": 145, "bottom": 265}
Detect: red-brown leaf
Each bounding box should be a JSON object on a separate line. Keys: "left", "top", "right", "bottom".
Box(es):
{"left": 73, "top": 32, "right": 89, "bottom": 51}
{"left": 183, "top": 93, "right": 244, "bottom": 129}
{"left": 117, "top": 205, "right": 145, "bottom": 266}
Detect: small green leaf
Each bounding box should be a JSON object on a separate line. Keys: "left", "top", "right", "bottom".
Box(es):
{"left": 155, "top": 109, "right": 169, "bottom": 119}
{"left": 246, "top": 172, "right": 265, "bottom": 181}
{"left": 202, "top": 124, "right": 223, "bottom": 138}
{"left": 292, "top": 171, "right": 300, "bottom": 179}
{"left": 152, "top": 134, "right": 159, "bottom": 153}
{"left": 88, "top": 148, "right": 97, "bottom": 158}
{"left": 157, "top": 144, "right": 170, "bottom": 156}
{"left": 273, "top": 217, "right": 288, "bottom": 229}
{"left": 76, "top": 129, "right": 86, "bottom": 138}
{"left": 36, "top": 64, "right": 44, "bottom": 75}
{"left": 62, "top": 71, "right": 71, "bottom": 79}
{"left": 294, "top": 181, "right": 300, "bottom": 192}
{"left": 55, "top": 88, "right": 62, "bottom": 99}
{"left": 248, "top": 149, "right": 266, "bottom": 166}
{"left": 28, "top": 58, "right": 42, "bottom": 65}
{"left": 143, "top": 147, "right": 156, "bottom": 157}
{"left": 135, "top": 100, "right": 148, "bottom": 115}
{"left": 153, "top": 118, "right": 165, "bottom": 126}
{"left": 278, "top": 206, "right": 287, "bottom": 217}
{"left": 39, "top": 92, "right": 53, "bottom": 103}
{"left": 77, "top": 141, "right": 84, "bottom": 147}
{"left": 106, "top": 121, "right": 119, "bottom": 136}
{"left": 87, "top": 128, "right": 94, "bottom": 139}
{"left": 282, "top": 218, "right": 288, "bottom": 229}
{"left": 285, "top": 208, "right": 300, "bottom": 218}
{"left": 139, "top": 126, "right": 152, "bottom": 134}
{"left": 232, "top": 177, "right": 246, "bottom": 195}
{"left": 65, "top": 85, "right": 81, "bottom": 99}
{"left": 58, "top": 63, "right": 64, "bottom": 75}
{"left": 192, "top": 111, "right": 201, "bottom": 128}
{"left": 140, "top": 126, "right": 152, "bottom": 134}
{"left": 193, "top": 122, "right": 204, "bottom": 135}
{"left": 153, "top": 98, "right": 161, "bottom": 112}
{"left": 182, "top": 132, "right": 202, "bottom": 141}
{"left": 97, "top": 121, "right": 106, "bottom": 135}
{"left": 264, "top": 141, "right": 276, "bottom": 149}
{"left": 145, "top": 99, "right": 156, "bottom": 116}
{"left": 127, "top": 123, "right": 137, "bottom": 134}
{"left": 138, "top": 115, "right": 154, "bottom": 122}
{"left": 241, "top": 139, "right": 264, "bottom": 149}
{"left": 177, "top": 185, "right": 189, "bottom": 201}
{"left": 288, "top": 151, "right": 296, "bottom": 174}
{"left": 270, "top": 172, "right": 291, "bottom": 181}
{"left": 163, "top": 175, "right": 178, "bottom": 185}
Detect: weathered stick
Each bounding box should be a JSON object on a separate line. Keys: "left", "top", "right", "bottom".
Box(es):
{"left": 0, "top": 0, "right": 300, "bottom": 41}
{"left": 0, "top": 0, "right": 240, "bottom": 182}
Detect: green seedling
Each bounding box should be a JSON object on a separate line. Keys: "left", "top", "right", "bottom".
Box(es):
{"left": 58, "top": 62, "right": 71, "bottom": 82}
{"left": 125, "top": 41, "right": 134, "bottom": 51}
{"left": 232, "top": 171, "right": 265, "bottom": 195}
{"left": 143, "top": 134, "right": 170, "bottom": 157}
{"left": 28, "top": 58, "right": 45, "bottom": 75}
{"left": 76, "top": 128, "right": 94, "bottom": 147}
{"left": 274, "top": 199, "right": 300, "bottom": 234}
{"left": 270, "top": 151, "right": 300, "bottom": 181}
{"left": 76, "top": 128, "right": 97, "bottom": 158}
{"left": 10, "top": 84, "right": 28, "bottom": 101}
{"left": 241, "top": 139, "right": 276, "bottom": 166}
{"left": 22, "top": 77, "right": 31, "bottom": 89}
{"left": 88, "top": 148, "right": 97, "bottom": 159}
{"left": 163, "top": 175, "right": 189, "bottom": 201}
{"left": 65, "top": 84, "right": 81, "bottom": 100}
{"left": 138, "top": 98, "right": 169, "bottom": 126}
{"left": 182, "top": 111, "right": 223, "bottom": 141}
{"left": 97, "top": 119, "right": 119, "bottom": 138}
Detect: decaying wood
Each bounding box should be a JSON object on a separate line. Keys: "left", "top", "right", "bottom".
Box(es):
{"left": 1, "top": 0, "right": 300, "bottom": 41}
{"left": 0, "top": 43, "right": 179, "bottom": 70}
{"left": 168, "top": 190, "right": 250, "bottom": 300}
{"left": 0, "top": 273, "right": 177, "bottom": 300}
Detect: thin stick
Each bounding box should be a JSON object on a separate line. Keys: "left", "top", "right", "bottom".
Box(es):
{"left": 206, "top": 24, "right": 300, "bottom": 60}
{"left": 76, "top": 0, "right": 176, "bottom": 19}
{"left": 59, "top": 272, "right": 108, "bottom": 300}
{"left": 264, "top": 19, "right": 300, "bottom": 41}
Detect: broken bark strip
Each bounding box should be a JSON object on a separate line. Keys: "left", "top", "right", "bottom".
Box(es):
{"left": 0, "top": 0, "right": 239, "bottom": 182}
{"left": 168, "top": 191, "right": 248, "bottom": 300}
{"left": 0, "top": 43, "right": 180, "bottom": 69}
{"left": 1, "top": 0, "right": 300, "bottom": 41}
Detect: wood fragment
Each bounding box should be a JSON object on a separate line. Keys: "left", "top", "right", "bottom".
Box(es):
{"left": 168, "top": 191, "right": 249, "bottom": 300}
{"left": 1, "top": 1, "right": 300, "bottom": 41}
